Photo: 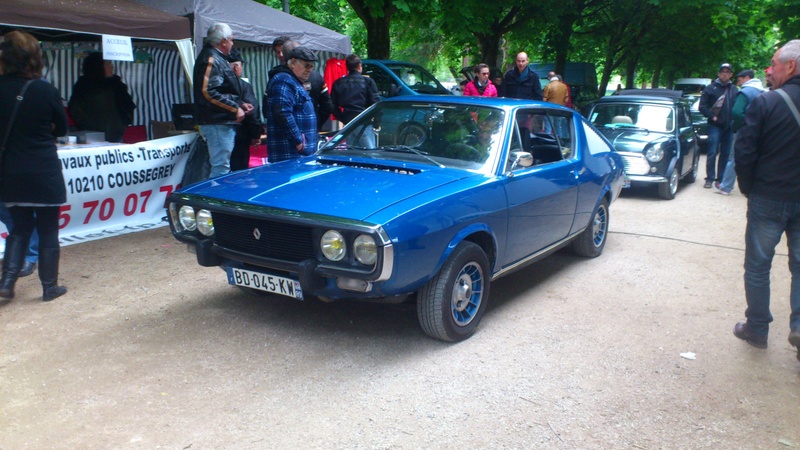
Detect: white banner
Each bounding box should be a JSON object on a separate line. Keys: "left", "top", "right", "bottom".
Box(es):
{"left": 0, "top": 133, "right": 197, "bottom": 253}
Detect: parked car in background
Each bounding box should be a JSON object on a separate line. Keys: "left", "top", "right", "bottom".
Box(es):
{"left": 361, "top": 60, "right": 452, "bottom": 98}
{"left": 587, "top": 89, "right": 699, "bottom": 200}
{"left": 167, "top": 96, "right": 625, "bottom": 342}
{"left": 673, "top": 78, "right": 712, "bottom": 97}
{"left": 687, "top": 95, "right": 709, "bottom": 150}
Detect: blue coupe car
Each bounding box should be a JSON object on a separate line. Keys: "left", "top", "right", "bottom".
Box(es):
{"left": 167, "top": 96, "right": 625, "bottom": 342}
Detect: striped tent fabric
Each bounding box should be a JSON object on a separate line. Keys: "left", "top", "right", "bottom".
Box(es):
{"left": 42, "top": 42, "right": 344, "bottom": 134}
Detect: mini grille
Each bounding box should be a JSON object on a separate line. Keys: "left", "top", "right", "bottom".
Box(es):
{"left": 212, "top": 213, "right": 316, "bottom": 262}
{"left": 620, "top": 154, "right": 651, "bottom": 176}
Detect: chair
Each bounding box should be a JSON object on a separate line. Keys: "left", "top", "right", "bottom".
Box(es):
{"left": 611, "top": 115, "right": 633, "bottom": 124}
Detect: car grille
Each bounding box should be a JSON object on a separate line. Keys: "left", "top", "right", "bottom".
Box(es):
{"left": 211, "top": 213, "right": 316, "bottom": 263}
{"left": 619, "top": 154, "right": 651, "bottom": 176}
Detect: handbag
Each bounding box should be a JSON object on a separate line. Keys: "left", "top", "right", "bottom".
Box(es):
{"left": 0, "top": 79, "right": 35, "bottom": 183}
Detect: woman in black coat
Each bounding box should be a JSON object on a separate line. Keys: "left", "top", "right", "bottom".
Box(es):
{"left": 0, "top": 30, "right": 68, "bottom": 301}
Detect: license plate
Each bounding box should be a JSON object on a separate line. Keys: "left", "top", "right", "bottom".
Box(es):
{"left": 227, "top": 267, "right": 304, "bottom": 300}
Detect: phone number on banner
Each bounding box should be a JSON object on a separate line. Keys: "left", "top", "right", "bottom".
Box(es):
{"left": 58, "top": 184, "right": 177, "bottom": 229}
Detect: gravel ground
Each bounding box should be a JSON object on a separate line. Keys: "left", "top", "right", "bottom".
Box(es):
{"left": 1, "top": 155, "right": 799, "bottom": 449}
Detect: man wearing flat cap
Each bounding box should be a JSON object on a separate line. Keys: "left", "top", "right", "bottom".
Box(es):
{"left": 265, "top": 46, "right": 318, "bottom": 162}
{"left": 699, "top": 63, "right": 737, "bottom": 188}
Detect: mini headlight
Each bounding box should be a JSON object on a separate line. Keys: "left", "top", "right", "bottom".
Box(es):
{"left": 178, "top": 205, "right": 197, "bottom": 231}
{"left": 321, "top": 230, "right": 346, "bottom": 261}
{"left": 353, "top": 234, "right": 377, "bottom": 265}
{"left": 645, "top": 144, "right": 665, "bottom": 163}
{"left": 196, "top": 209, "right": 214, "bottom": 236}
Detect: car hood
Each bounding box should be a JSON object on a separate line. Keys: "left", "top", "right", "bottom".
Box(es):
{"left": 597, "top": 128, "right": 669, "bottom": 153}
{"left": 179, "top": 157, "right": 475, "bottom": 222}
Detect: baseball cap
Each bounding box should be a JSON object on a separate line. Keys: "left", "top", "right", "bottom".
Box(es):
{"left": 736, "top": 69, "right": 755, "bottom": 78}
{"left": 287, "top": 46, "right": 316, "bottom": 62}
{"left": 719, "top": 63, "right": 733, "bottom": 72}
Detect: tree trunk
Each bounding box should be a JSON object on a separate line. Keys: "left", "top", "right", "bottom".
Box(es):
{"left": 346, "top": 0, "right": 395, "bottom": 59}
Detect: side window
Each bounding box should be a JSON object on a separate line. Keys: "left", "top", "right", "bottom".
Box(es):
{"left": 583, "top": 121, "right": 614, "bottom": 155}
{"left": 678, "top": 104, "right": 690, "bottom": 128}
{"left": 506, "top": 121, "right": 525, "bottom": 171}
{"left": 514, "top": 109, "right": 569, "bottom": 165}
{"left": 362, "top": 64, "right": 396, "bottom": 97}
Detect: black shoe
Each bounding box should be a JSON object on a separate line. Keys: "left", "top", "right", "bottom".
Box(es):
{"left": 704, "top": 180, "right": 713, "bottom": 188}
{"left": 18, "top": 261, "right": 36, "bottom": 278}
{"left": 789, "top": 330, "right": 800, "bottom": 362}
{"left": 734, "top": 322, "right": 768, "bottom": 349}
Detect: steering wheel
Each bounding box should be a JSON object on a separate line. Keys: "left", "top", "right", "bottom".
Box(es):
{"left": 397, "top": 122, "right": 427, "bottom": 146}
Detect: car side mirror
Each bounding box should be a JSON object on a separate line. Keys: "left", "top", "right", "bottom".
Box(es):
{"left": 508, "top": 151, "right": 533, "bottom": 172}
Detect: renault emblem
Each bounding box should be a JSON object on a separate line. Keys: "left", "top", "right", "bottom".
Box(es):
{"left": 253, "top": 228, "right": 261, "bottom": 240}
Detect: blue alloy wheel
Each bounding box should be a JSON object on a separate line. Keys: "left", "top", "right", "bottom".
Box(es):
{"left": 451, "top": 261, "right": 484, "bottom": 326}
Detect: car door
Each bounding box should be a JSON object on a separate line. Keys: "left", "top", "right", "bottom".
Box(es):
{"left": 676, "top": 103, "right": 696, "bottom": 177}
{"left": 501, "top": 109, "right": 578, "bottom": 266}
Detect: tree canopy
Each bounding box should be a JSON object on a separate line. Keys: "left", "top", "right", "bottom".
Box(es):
{"left": 259, "top": 0, "right": 797, "bottom": 92}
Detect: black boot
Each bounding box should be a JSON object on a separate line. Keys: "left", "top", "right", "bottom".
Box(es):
{"left": 39, "top": 247, "right": 67, "bottom": 302}
{"left": 0, "top": 235, "right": 30, "bottom": 299}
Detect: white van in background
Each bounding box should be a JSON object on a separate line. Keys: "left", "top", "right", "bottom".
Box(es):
{"left": 674, "top": 78, "right": 712, "bottom": 96}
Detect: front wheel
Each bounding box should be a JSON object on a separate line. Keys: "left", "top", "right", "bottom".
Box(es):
{"left": 658, "top": 169, "right": 679, "bottom": 200}
{"left": 572, "top": 198, "right": 609, "bottom": 258}
{"left": 417, "top": 242, "right": 490, "bottom": 342}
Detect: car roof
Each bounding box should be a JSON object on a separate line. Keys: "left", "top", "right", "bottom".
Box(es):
{"left": 594, "top": 92, "right": 683, "bottom": 106}
{"left": 363, "top": 59, "right": 426, "bottom": 68}
{"left": 381, "top": 94, "right": 575, "bottom": 111}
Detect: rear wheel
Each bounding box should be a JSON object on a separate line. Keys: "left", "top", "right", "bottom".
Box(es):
{"left": 572, "top": 198, "right": 609, "bottom": 258}
{"left": 417, "top": 242, "right": 490, "bottom": 342}
{"left": 658, "top": 170, "right": 679, "bottom": 200}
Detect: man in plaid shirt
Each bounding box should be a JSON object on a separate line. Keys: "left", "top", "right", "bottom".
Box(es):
{"left": 265, "top": 47, "right": 318, "bottom": 163}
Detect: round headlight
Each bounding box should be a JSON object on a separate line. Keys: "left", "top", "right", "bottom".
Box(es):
{"left": 196, "top": 209, "right": 214, "bottom": 236}
{"left": 178, "top": 205, "right": 197, "bottom": 231}
{"left": 353, "top": 234, "right": 377, "bottom": 265}
{"left": 645, "top": 144, "right": 665, "bottom": 163}
{"left": 321, "top": 230, "right": 346, "bottom": 261}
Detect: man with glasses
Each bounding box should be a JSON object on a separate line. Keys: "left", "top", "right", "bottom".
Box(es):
{"left": 265, "top": 47, "right": 319, "bottom": 162}
{"left": 463, "top": 64, "right": 498, "bottom": 97}
{"left": 193, "top": 23, "right": 254, "bottom": 178}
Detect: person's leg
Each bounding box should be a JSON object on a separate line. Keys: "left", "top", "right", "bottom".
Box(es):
{"left": 35, "top": 207, "right": 66, "bottom": 301}
{"left": 716, "top": 128, "right": 734, "bottom": 184}
{"left": 704, "top": 125, "right": 721, "bottom": 187}
{"left": 200, "top": 124, "right": 237, "bottom": 179}
{"left": 0, "top": 207, "right": 35, "bottom": 299}
{"left": 786, "top": 200, "right": 800, "bottom": 360}
{"left": 742, "top": 195, "right": 786, "bottom": 337}
{"left": 718, "top": 152, "right": 736, "bottom": 194}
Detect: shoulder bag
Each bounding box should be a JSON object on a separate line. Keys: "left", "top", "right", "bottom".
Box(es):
{"left": 775, "top": 88, "right": 800, "bottom": 128}
{"left": 0, "top": 79, "right": 35, "bottom": 182}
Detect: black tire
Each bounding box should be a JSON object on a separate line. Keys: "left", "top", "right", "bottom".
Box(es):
{"left": 417, "top": 242, "right": 490, "bottom": 342}
{"left": 683, "top": 152, "right": 699, "bottom": 184}
{"left": 658, "top": 169, "right": 679, "bottom": 200}
{"left": 572, "top": 198, "right": 609, "bottom": 258}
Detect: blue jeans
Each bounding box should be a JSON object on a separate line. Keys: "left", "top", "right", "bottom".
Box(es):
{"left": 743, "top": 194, "right": 800, "bottom": 335}
{"left": 705, "top": 125, "right": 734, "bottom": 182}
{"left": 200, "top": 124, "right": 237, "bottom": 179}
{"left": 719, "top": 149, "right": 736, "bottom": 193}
{"left": 0, "top": 201, "right": 38, "bottom": 263}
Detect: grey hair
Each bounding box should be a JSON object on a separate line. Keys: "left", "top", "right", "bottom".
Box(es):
{"left": 779, "top": 39, "right": 800, "bottom": 64}
{"left": 206, "top": 23, "right": 233, "bottom": 46}
{"left": 282, "top": 40, "right": 300, "bottom": 57}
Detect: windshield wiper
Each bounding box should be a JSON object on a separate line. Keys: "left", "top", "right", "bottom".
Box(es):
{"left": 378, "top": 145, "right": 444, "bottom": 168}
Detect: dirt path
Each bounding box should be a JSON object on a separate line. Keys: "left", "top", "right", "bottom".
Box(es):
{"left": 1, "top": 155, "right": 798, "bottom": 449}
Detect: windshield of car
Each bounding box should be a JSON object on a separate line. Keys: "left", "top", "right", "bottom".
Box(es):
{"left": 319, "top": 102, "right": 506, "bottom": 173}
{"left": 674, "top": 83, "right": 706, "bottom": 96}
{"left": 589, "top": 103, "right": 675, "bottom": 133}
{"left": 386, "top": 63, "right": 451, "bottom": 94}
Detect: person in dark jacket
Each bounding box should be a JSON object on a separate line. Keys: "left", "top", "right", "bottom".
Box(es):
{"left": 227, "top": 49, "right": 263, "bottom": 171}
{"left": 698, "top": 63, "right": 737, "bottom": 188}
{"left": 193, "top": 23, "right": 253, "bottom": 178}
{"left": 0, "top": 30, "right": 68, "bottom": 301}
{"left": 264, "top": 38, "right": 333, "bottom": 132}
{"left": 501, "top": 52, "right": 543, "bottom": 101}
{"left": 68, "top": 52, "right": 135, "bottom": 142}
{"left": 732, "top": 39, "right": 800, "bottom": 360}
{"left": 331, "top": 54, "right": 380, "bottom": 124}
{"left": 265, "top": 47, "right": 318, "bottom": 162}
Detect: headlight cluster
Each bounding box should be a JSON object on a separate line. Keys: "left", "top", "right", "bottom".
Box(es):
{"left": 645, "top": 143, "right": 665, "bottom": 163}
{"left": 171, "top": 204, "right": 215, "bottom": 236}
{"left": 320, "top": 230, "right": 377, "bottom": 266}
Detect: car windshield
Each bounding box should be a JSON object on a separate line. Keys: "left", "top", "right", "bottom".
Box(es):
{"left": 319, "top": 102, "right": 506, "bottom": 174}
{"left": 674, "top": 83, "right": 705, "bottom": 95}
{"left": 589, "top": 103, "right": 675, "bottom": 133}
{"left": 386, "top": 63, "right": 451, "bottom": 94}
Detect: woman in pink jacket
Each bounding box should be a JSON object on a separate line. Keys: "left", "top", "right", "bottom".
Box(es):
{"left": 463, "top": 64, "right": 498, "bottom": 97}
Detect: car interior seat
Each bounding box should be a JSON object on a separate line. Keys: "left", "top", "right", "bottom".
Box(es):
{"left": 611, "top": 115, "right": 633, "bottom": 124}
